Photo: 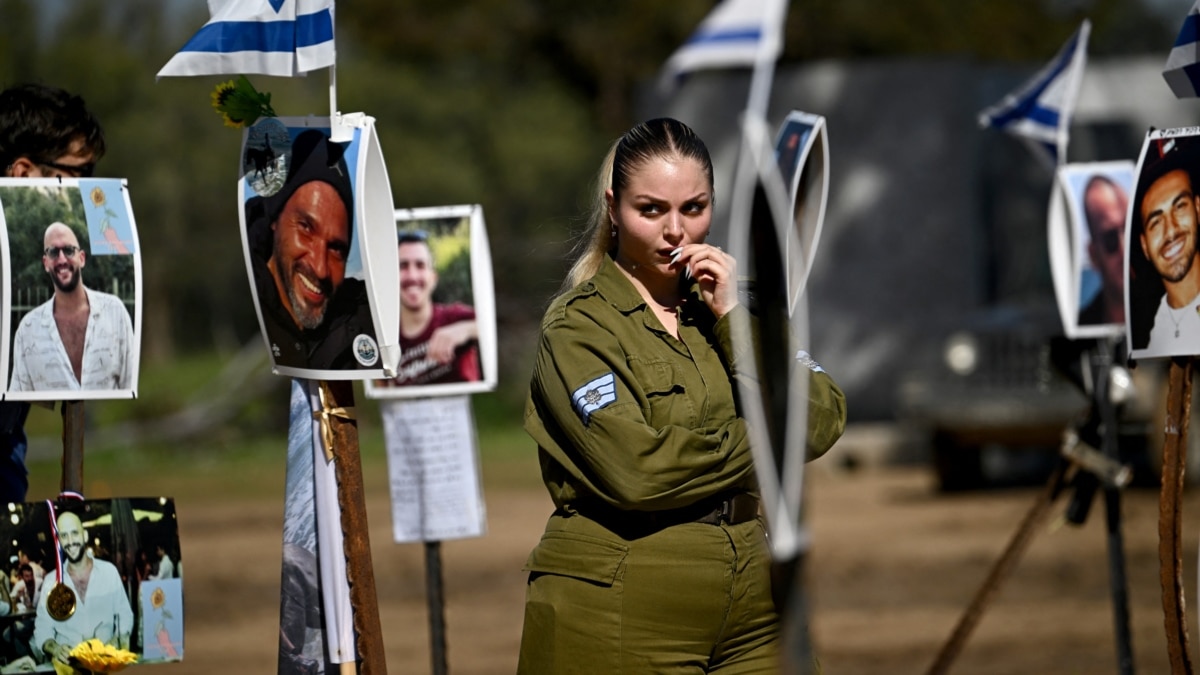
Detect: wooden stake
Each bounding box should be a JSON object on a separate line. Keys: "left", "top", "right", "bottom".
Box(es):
{"left": 322, "top": 381, "right": 387, "bottom": 674}
{"left": 1159, "top": 356, "right": 1193, "bottom": 674}
{"left": 61, "top": 401, "right": 84, "bottom": 494}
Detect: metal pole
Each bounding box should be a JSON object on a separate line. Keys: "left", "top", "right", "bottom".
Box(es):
{"left": 61, "top": 401, "right": 84, "bottom": 494}
{"left": 323, "top": 381, "right": 388, "bottom": 674}
{"left": 1092, "top": 344, "right": 1134, "bottom": 674}
{"left": 777, "top": 553, "right": 814, "bottom": 675}
{"left": 424, "top": 541, "right": 448, "bottom": 675}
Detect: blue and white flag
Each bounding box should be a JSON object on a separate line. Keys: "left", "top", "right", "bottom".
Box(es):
{"left": 978, "top": 19, "right": 1090, "bottom": 166}
{"left": 157, "top": 0, "right": 335, "bottom": 78}
{"left": 658, "top": 0, "right": 787, "bottom": 94}
{"left": 1164, "top": 1, "right": 1200, "bottom": 98}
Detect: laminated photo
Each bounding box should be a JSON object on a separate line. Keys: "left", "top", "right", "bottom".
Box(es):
{"left": 1126, "top": 128, "right": 1200, "bottom": 359}
{"left": 365, "top": 204, "right": 497, "bottom": 400}
{"left": 239, "top": 115, "right": 399, "bottom": 380}
{"left": 771, "top": 110, "right": 829, "bottom": 312}
{"left": 0, "top": 178, "right": 141, "bottom": 401}
{"left": 1047, "top": 161, "right": 1134, "bottom": 338}
{"left": 0, "top": 497, "right": 182, "bottom": 671}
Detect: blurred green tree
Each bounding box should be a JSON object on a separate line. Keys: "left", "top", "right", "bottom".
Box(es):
{"left": 0, "top": 0, "right": 1179, "bottom": 406}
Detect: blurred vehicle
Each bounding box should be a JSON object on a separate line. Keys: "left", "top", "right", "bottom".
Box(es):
{"left": 896, "top": 300, "right": 1180, "bottom": 491}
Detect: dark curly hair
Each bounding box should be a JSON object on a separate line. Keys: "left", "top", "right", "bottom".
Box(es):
{"left": 0, "top": 83, "right": 105, "bottom": 170}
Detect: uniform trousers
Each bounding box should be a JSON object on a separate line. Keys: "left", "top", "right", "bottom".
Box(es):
{"left": 518, "top": 510, "right": 779, "bottom": 674}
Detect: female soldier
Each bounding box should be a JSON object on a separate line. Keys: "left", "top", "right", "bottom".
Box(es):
{"left": 519, "top": 118, "right": 846, "bottom": 673}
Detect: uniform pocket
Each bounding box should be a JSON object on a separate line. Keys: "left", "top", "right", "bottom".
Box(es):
{"left": 524, "top": 530, "right": 628, "bottom": 586}
{"left": 627, "top": 357, "right": 696, "bottom": 428}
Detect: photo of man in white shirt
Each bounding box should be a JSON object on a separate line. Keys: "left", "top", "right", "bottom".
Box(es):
{"left": 9, "top": 221, "right": 133, "bottom": 392}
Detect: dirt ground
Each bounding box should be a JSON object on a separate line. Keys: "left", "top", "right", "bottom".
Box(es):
{"left": 66, "top": 425, "right": 1200, "bottom": 675}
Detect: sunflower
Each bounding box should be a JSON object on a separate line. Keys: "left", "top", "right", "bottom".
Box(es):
{"left": 89, "top": 187, "right": 105, "bottom": 207}
{"left": 151, "top": 587, "right": 165, "bottom": 609}
{"left": 210, "top": 75, "right": 276, "bottom": 129}
{"left": 64, "top": 639, "right": 138, "bottom": 673}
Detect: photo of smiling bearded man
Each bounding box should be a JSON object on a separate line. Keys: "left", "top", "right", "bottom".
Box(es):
{"left": 244, "top": 129, "right": 377, "bottom": 371}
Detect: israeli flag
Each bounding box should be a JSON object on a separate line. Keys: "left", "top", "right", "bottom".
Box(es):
{"left": 978, "top": 20, "right": 1090, "bottom": 166}
{"left": 157, "top": 0, "right": 335, "bottom": 78}
{"left": 658, "top": 0, "right": 787, "bottom": 94}
{"left": 1164, "top": 2, "right": 1200, "bottom": 98}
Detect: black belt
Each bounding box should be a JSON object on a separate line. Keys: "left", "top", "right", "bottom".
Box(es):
{"left": 578, "top": 492, "right": 760, "bottom": 538}
{"left": 692, "top": 492, "right": 760, "bottom": 525}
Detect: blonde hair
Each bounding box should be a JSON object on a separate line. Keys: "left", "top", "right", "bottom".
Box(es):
{"left": 559, "top": 118, "right": 714, "bottom": 295}
{"left": 561, "top": 140, "right": 619, "bottom": 292}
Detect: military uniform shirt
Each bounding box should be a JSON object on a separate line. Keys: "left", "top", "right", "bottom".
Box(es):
{"left": 525, "top": 256, "right": 845, "bottom": 514}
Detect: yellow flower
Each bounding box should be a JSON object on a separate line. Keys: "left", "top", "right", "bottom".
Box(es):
{"left": 209, "top": 76, "right": 276, "bottom": 129}
{"left": 67, "top": 639, "right": 138, "bottom": 673}
{"left": 89, "top": 187, "right": 105, "bottom": 207}
{"left": 210, "top": 80, "right": 239, "bottom": 128}
{"left": 151, "top": 587, "right": 165, "bottom": 609}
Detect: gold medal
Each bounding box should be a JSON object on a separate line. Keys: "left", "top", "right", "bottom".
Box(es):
{"left": 47, "top": 584, "right": 76, "bottom": 621}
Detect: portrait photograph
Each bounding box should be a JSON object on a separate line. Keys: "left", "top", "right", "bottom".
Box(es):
{"left": 771, "top": 110, "right": 829, "bottom": 313}
{"left": 238, "top": 115, "right": 399, "bottom": 381}
{"left": 365, "top": 204, "right": 497, "bottom": 400}
{"left": 0, "top": 497, "right": 182, "bottom": 672}
{"left": 1126, "top": 128, "right": 1200, "bottom": 359}
{"left": 1047, "top": 161, "right": 1134, "bottom": 339}
{"left": 0, "top": 178, "right": 141, "bottom": 401}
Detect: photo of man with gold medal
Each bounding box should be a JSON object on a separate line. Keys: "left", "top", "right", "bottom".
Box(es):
{"left": 33, "top": 509, "right": 133, "bottom": 670}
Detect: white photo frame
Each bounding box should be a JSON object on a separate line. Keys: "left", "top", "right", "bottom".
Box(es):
{"left": 238, "top": 114, "right": 399, "bottom": 380}
{"left": 1125, "top": 127, "right": 1200, "bottom": 359}
{"left": 772, "top": 111, "right": 830, "bottom": 313}
{"left": 365, "top": 204, "right": 497, "bottom": 399}
{"left": 0, "top": 178, "right": 141, "bottom": 401}
{"left": 1047, "top": 161, "right": 1134, "bottom": 339}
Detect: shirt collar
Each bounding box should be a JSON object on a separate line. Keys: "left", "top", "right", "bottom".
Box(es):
{"left": 591, "top": 255, "right": 646, "bottom": 314}
{"left": 591, "top": 255, "right": 705, "bottom": 317}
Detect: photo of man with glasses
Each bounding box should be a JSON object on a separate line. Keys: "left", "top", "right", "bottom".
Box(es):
{"left": 9, "top": 221, "right": 133, "bottom": 391}
{"left": 1078, "top": 172, "right": 1130, "bottom": 327}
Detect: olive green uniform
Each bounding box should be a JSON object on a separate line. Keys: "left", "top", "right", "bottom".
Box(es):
{"left": 519, "top": 257, "right": 846, "bottom": 674}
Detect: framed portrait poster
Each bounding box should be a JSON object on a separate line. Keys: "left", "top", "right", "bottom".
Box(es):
{"left": 1125, "top": 128, "right": 1200, "bottom": 359}
{"left": 365, "top": 204, "right": 497, "bottom": 400}
{"left": 1046, "top": 161, "right": 1134, "bottom": 339}
{"left": 0, "top": 178, "right": 141, "bottom": 401}
{"left": 0, "top": 497, "right": 182, "bottom": 671}
{"left": 238, "top": 114, "right": 400, "bottom": 380}
{"left": 771, "top": 110, "right": 829, "bottom": 313}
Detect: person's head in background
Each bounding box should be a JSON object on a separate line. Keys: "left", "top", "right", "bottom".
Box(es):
{"left": 0, "top": 83, "right": 105, "bottom": 179}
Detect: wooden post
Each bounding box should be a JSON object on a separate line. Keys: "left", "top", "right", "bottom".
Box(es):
{"left": 425, "top": 541, "right": 448, "bottom": 675}
{"left": 322, "top": 381, "right": 387, "bottom": 674}
{"left": 61, "top": 401, "right": 85, "bottom": 494}
{"left": 1159, "top": 356, "right": 1193, "bottom": 674}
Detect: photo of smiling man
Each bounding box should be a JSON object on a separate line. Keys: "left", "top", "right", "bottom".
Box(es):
{"left": 1128, "top": 131, "right": 1200, "bottom": 358}
{"left": 243, "top": 127, "right": 378, "bottom": 372}
{"left": 10, "top": 221, "right": 133, "bottom": 392}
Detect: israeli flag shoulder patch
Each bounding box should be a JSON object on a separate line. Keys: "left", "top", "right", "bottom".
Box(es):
{"left": 571, "top": 372, "right": 617, "bottom": 425}
{"left": 795, "top": 350, "right": 825, "bottom": 373}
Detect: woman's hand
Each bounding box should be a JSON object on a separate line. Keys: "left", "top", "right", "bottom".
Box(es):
{"left": 674, "top": 243, "right": 739, "bottom": 318}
